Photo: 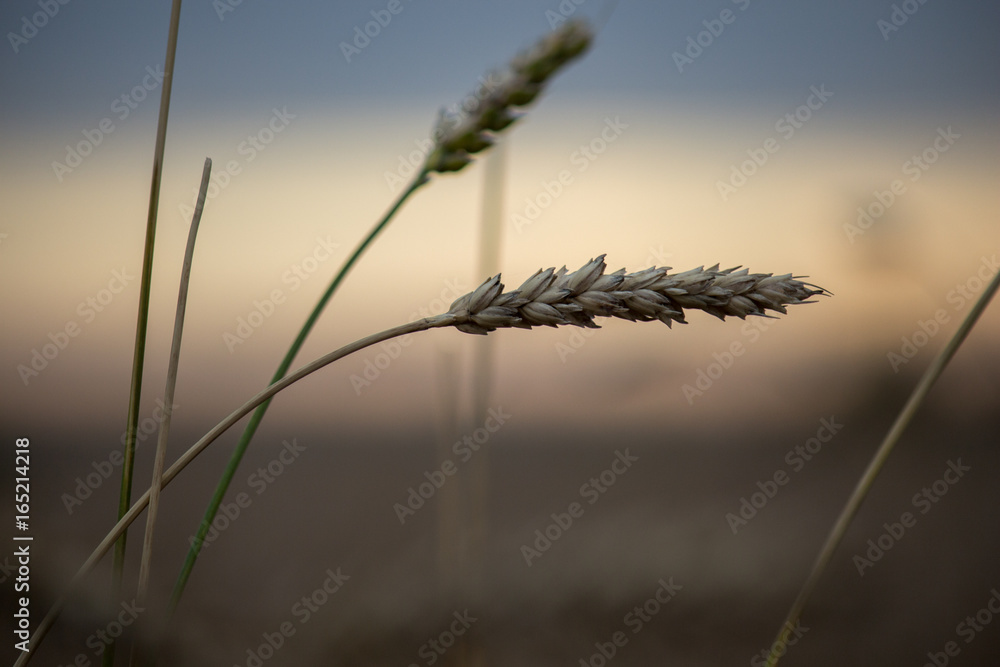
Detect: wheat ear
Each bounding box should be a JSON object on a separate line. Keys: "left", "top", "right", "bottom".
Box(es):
{"left": 16, "top": 255, "right": 822, "bottom": 667}
{"left": 447, "top": 254, "right": 826, "bottom": 335}
{"left": 425, "top": 18, "right": 593, "bottom": 174}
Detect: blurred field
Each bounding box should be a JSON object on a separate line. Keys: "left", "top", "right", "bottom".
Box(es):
{"left": 3, "top": 377, "right": 998, "bottom": 666}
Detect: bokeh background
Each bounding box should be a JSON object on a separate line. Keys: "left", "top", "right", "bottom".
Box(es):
{"left": 2, "top": 1, "right": 999, "bottom": 665}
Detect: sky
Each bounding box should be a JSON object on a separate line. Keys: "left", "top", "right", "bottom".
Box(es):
{"left": 2, "top": 0, "right": 999, "bottom": 434}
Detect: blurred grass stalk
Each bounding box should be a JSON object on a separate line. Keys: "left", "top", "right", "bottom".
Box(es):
{"left": 765, "top": 263, "right": 1000, "bottom": 667}
{"left": 437, "top": 139, "right": 506, "bottom": 667}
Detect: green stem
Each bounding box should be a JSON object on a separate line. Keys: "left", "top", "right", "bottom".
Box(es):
{"left": 107, "top": 1, "right": 183, "bottom": 665}
{"left": 13, "top": 314, "right": 456, "bottom": 667}
{"left": 167, "top": 170, "right": 430, "bottom": 614}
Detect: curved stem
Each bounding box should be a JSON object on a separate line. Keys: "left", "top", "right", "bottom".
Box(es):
{"left": 765, "top": 264, "right": 1000, "bottom": 667}
{"left": 12, "top": 314, "right": 456, "bottom": 667}
{"left": 168, "top": 170, "right": 429, "bottom": 613}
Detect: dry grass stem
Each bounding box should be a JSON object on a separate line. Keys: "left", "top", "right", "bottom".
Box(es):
{"left": 447, "top": 254, "right": 827, "bottom": 335}
{"left": 129, "top": 158, "right": 213, "bottom": 667}
{"left": 765, "top": 262, "right": 1000, "bottom": 667}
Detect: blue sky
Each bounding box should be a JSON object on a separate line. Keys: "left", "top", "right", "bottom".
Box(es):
{"left": 3, "top": 0, "right": 998, "bottom": 126}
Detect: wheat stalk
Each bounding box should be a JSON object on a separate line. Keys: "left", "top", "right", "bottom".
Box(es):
{"left": 15, "top": 253, "right": 822, "bottom": 667}
{"left": 168, "top": 18, "right": 595, "bottom": 613}
{"left": 446, "top": 254, "right": 826, "bottom": 335}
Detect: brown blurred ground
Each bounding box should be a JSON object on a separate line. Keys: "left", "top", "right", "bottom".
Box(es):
{"left": 3, "top": 364, "right": 999, "bottom": 666}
